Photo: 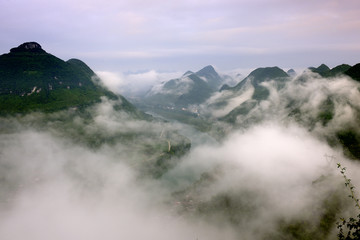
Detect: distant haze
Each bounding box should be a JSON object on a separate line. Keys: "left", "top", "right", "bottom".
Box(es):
{"left": 1, "top": 0, "right": 360, "bottom": 72}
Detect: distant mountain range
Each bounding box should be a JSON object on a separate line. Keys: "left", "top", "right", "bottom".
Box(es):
{"left": 308, "top": 63, "right": 351, "bottom": 78}
{"left": 0, "top": 42, "right": 142, "bottom": 116}
{"left": 2, "top": 42, "right": 360, "bottom": 160}
{"left": 141, "top": 62, "right": 360, "bottom": 115}
{"left": 207, "top": 63, "right": 360, "bottom": 122}
{"left": 137, "top": 62, "right": 360, "bottom": 160}
{"left": 306, "top": 63, "right": 360, "bottom": 81}
{"left": 144, "top": 65, "right": 223, "bottom": 107}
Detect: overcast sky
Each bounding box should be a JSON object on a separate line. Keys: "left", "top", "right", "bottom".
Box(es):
{"left": 1, "top": 0, "right": 360, "bottom": 72}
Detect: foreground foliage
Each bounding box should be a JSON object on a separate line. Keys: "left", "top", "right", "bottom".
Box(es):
{"left": 337, "top": 163, "right": 360, "bottom": 240}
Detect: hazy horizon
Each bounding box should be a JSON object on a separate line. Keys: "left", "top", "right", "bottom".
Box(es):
{"left": 1, "top": 0, "right": 360, "bottom": 73}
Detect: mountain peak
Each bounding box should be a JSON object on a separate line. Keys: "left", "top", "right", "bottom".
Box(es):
{"left": 308, "top": 64, "right": 330, "bottom": 73}
{"left": 287, "top": 69, "right": 296, "bottom": 76}
{"left": 248, "top": 66, "right": 289, "bottom": 83}
{"left": 197, "top": 65, "right": 216, "bottom": 75}
{"left": 10, "top": 42, "right": 46, "bottom": 54}
{"left": 317, "top": 64, "right": 330, "bottom": 71}
{"left": 195, "top": 65, "right": 223, "bottom": 91}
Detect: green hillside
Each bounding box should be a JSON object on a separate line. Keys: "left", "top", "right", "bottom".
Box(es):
{"left": 0, "top": 42, "right": 136, "bottom": 115}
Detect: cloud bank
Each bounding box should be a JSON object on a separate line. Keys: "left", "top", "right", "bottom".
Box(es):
{"left": 97, "top": 70, "right": 182, "bottom": 97}
{"left": 1, "top": 94, "right": 359, "bottom": 239}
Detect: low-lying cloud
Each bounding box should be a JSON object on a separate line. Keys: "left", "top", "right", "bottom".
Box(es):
{"left": 97, "top": 70, "right": 182, "bottom": 97}
{"left": 1, "top": 82, "right": 360, "bottom": 239}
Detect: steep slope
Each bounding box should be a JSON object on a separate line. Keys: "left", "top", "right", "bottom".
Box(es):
{"left": 0, "top": 42, "right": 136, "bottom": 115}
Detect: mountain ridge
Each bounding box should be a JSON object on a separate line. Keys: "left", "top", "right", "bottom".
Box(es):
{"left": 308, "top": 63, "right": 353, "bottom": 78}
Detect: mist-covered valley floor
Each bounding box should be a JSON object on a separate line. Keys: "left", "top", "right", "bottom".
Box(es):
{"left": 1, "top": 71, "right": 360, "bottom": 240}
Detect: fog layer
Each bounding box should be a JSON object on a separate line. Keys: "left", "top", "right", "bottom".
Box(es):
{"left": 1, "top": 72, "right": 360, "bottom": 239}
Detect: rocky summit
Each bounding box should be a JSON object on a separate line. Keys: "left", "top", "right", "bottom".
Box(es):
{"left": 10, "top": 42, "right": 46, "bottom": 53}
